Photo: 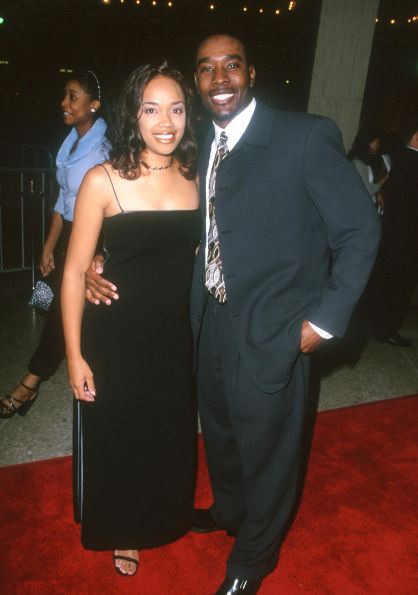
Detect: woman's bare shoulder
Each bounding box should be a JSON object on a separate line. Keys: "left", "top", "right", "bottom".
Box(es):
{"left": 76, "top": 162, "right": 118, "bottom": 213}
{"left": 81, "top": 161, "right": 117, "bottom": 194}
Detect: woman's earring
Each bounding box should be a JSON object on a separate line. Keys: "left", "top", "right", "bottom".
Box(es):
{"left": 91, "top": 108, "right": 96, "bottom": 113}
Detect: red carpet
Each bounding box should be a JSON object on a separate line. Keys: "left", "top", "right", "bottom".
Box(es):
{"left": 1, "top": 395, "right": 417, "bottom": 594}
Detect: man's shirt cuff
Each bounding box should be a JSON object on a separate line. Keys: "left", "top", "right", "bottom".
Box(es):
{"left": 308, "top": 322, "right": 333, "bottom": 339}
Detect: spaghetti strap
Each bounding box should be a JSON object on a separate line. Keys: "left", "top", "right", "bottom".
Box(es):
{"left": 98, "top": 164, "right": 125, "bottom": 213}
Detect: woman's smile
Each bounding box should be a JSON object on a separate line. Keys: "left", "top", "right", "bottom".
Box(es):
{"left": 153, "top": 132, "right": 176, "bottom": 143}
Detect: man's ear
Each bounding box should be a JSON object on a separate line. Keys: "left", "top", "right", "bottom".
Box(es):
{"left": 249, "top": 65, "right": 256, "bottom": 88}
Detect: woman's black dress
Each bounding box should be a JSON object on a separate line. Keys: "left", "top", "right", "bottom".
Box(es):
{"left": 75, "top": 208, "right": 201, "bottom": 550}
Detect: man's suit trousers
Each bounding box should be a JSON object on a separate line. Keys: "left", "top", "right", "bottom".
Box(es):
{"left": 197, "top": 294, "right": 310, "bottom": 580}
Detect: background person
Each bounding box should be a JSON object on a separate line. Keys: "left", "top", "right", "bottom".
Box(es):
{"left": 61, "top": 63, "right": 201, "bottom": 577}
{"left": 1, "top": 71, "right": 108, "bottom": 419}
{"left": 363, "top": 121, "right": 418, "bottom": 346}
{"left": 348, "top": 126, "right": 391, "bottom": 216}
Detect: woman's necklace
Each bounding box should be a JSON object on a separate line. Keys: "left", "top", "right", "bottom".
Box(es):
{"left": 140, "top": 156, "right": 173, "bottom": 171}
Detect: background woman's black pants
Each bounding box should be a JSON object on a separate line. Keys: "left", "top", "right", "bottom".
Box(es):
{"left": 28, "top": 221, "right": 72, "bottom": 380}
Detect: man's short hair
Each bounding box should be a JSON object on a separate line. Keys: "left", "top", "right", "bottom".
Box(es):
{"left": 196, "top": 32, "right": 254, "bottom": 67}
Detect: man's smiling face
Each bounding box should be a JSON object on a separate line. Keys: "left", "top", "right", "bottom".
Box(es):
{"left": 195, "top": 35, "right": 256, "bottom": 128}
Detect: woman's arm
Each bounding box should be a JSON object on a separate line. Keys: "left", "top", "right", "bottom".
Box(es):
{"left": 61, "top": 168, "right": 109, "bottom": 401}
{"left": 39, "top": 211, "right": 63, "bottom": 276}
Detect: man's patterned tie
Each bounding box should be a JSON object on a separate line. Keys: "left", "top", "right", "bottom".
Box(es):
{"left": 205, "top": 131, "right": 229, "bottom": 303}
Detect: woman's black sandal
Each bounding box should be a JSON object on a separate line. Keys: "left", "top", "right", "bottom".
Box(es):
{"left": 0, "top": 382, "right": 39, "bottom": 419}
{"left": 112, "top": 552, "right": 139, "bottom": 577}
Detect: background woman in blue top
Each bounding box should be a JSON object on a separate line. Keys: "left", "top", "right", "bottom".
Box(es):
{"left": 1, "top": 71, "right": 109, "bottom": 418}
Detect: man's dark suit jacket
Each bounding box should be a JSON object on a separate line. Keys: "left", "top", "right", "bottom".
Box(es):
{"left": 191, "top": 102, "right": 381, "bottom": 393}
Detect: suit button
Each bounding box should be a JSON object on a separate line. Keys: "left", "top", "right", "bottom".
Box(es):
{"left": 232, "top": 313, "right": 240, "bottom": 318}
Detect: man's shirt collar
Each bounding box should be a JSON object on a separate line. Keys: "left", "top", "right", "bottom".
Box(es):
{"left": 213, "top": 98, "right": 256, "bottom": 152}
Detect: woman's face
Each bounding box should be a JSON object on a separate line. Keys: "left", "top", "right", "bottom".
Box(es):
{"left": 369, "top": 138, "right": 381, "bottom": 154}
{"left": 61, "top": 80, "right": 96, "bottom": 129}
{"left": 137, "top": 75, "right": 186, "bottom": 158}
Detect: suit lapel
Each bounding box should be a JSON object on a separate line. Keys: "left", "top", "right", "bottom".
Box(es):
{"left": 215, "top": 103, "right": 276, "bottom": 191}
{"left": 197, "top": 103, "right": 277, "bottom": 210}
{"left": 222, "top": 102, "right": 275, "bottom": 163}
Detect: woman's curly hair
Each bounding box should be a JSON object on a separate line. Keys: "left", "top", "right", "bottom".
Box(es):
{"left": 109, "top": 62, "right": 197, "bottom": 180}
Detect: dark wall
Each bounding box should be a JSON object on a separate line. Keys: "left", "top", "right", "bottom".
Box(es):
{"left": 0, "top": 0, "right": 321, "bottom": 153}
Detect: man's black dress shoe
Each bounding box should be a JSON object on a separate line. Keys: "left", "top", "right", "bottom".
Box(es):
{"left": 192, "top": 508, "right": 237, "bottom": 536}
{"left": 376, "top": 333, "right": 412, "bottom": 347}
{"left": 214, "top": 576, "right": 262, "bottom": 594}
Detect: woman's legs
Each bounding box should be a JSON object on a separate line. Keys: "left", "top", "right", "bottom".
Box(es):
{"left": 1, "top": 293, "right": 65, "bottom": 415}
{"left": 1, "top": 223, "right": 71, "bottom": 415}
{"left": 27, "top": 287, "right": 66, "bottom": 380}
{"left": 4, "top": 373, "right": 41, "bottom": 400}
{"left": 0, "top": 373, "right": 40, "bottom": 416}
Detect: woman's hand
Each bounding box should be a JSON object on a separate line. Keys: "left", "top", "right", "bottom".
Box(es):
{"left": 67, "top": 356, "right": 97, "bottom": 402}
{"left": 39, "top": 251, "right": 55, "bottom": 277}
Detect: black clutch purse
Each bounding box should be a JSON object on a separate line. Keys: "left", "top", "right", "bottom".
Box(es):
{"left": 28, "top": 280, "right": 54, "bottom": 312}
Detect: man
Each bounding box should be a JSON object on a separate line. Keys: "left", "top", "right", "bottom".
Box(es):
{"left": 86, "top": 35, "right": 381, "bottom": 594}
{"left": 365, "top": 121, "right": 418, "bottom": 346}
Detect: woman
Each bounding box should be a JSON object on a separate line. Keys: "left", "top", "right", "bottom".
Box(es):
{"left": 1, "top": 71, "right": 109, "bottom": 418}
{"left": 348, "top": 127, "right": 391, "bottom": 216}
{"left": 61, "top": 64, "right": 200, "bottom": 576}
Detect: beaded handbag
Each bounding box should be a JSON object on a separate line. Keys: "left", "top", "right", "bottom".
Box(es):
{"left": 28, "top": 280, "right": 54, "bottom": 312}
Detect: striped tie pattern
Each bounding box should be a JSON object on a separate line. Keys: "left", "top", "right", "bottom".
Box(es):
{"left": 205, "top": 131, "right": 229, "bottom": 303}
